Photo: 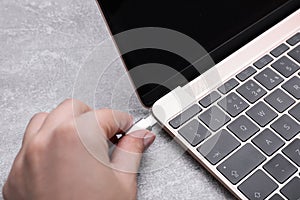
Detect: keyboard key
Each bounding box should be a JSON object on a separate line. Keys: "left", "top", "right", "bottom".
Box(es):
{"left": 254, "top": 55, "right": 274, "bottom": 69}
{"left": 289, "top": 103, "right": 300, "bottom": 122}
{"left": 287, "top": 32, "right": 300, "bottom": 46}
{"left": 271, "top": 43, "right": 289, "bottom": 57}
{"left": 264, "top": 154, "right": 297, "bottom": 184}
{"left": 198, "top": 129, "right": 240, "bottom": 165}
{"left": 217, "top": 143, "right": 266, "bottom": 184}
{"left": 254, "top": 68, "right": 284, "bottom": 90}
{"left": 218, "top": 78, "right": 239, "bottom": 94}
{"left": 169, "top": 104, "right": 202, "bottom": 129}
{"left": 272, "top": 56, "right": 300, "bottom": 77}
{"left": 265, "top": 89, "right": 295, "bottom": 113}
{"left": 288, "top": 45, "right": 300, "bottom": 64}
{"left": 246, "top": 102, "right": 278, "bottom": 127}
{"left": 271, "top": 114, "right": 300, "bottom": 141}
{"left": 199, "top": 91, "right": 221, "bottom": 108}
{"left": 237, "top": 80, "right": 267, "bottom": 103}
{"left": 281, "top": 177, "right": 300, "bottom": 200}
{"left": 236, "top": 66, "right": 257, "bottom": 81}
{"left": 218, "top": 93, "right": 249, "bottom": 117}
{"left": 227, "top": 115, "right": 260, "bottom": 142}
{"left": 199, "top": 106, "right": 231, "bottom": 131}
{"left": 252, "top": 128, "right": 284, "bottom": 156}
{"left": 282, "top": 76, "right": 300, "bottom": 99}
{"left": 269, "top": 194, "right": 284, "bottom": 200}
{"left": 283, "top": 139, "right": 300, "bottom": 167}
{"left": 238, "top": 170, "right": 278, "bottom": 200}
{"left": 178, "top": 119, "right": 211, "bottom": 146}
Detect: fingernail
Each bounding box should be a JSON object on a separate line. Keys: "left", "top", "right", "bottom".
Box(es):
{"left": 143, "top": 131, "right": 156, "bottom": 148}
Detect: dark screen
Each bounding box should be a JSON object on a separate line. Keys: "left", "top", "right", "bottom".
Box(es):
{"left": 97, "top": 0, "right": 299, "bottom": 107}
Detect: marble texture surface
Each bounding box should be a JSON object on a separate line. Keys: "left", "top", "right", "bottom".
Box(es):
{"left": 0, "top": 0, "right": 235, "bottom": 199}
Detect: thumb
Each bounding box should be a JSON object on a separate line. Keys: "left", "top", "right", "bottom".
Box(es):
{"left": 110, "top": 130, "right": 155, "bottom": 181}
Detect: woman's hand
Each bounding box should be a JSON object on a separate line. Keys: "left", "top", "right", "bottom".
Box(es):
{"left": 2, "top": 99, "right": 155, "bottom": 200}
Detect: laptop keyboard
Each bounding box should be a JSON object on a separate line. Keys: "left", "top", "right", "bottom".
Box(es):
{"left": 169, "top": 32, "right": 300, "bottom": 200}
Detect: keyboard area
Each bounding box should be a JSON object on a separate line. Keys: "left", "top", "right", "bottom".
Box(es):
{"left": 169, "top": 32, "right": 300, "bottom": 200}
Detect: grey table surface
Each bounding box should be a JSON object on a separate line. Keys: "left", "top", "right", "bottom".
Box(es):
{"left": 0, "top": 0, "right": 236, "bottom": 199}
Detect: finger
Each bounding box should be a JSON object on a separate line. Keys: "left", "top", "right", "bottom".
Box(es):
{"left": 40, "top": 99, "right": 91, "bottom": 132}
{"left": 110, "top": 130, "right": 155, "bottom": 183}
{"left": 22, "top": 112, "right": 48, "bottom": 147}
{"left": 72, "top": 109, "right": 133, "bottom": 166}
{"left": 2, "top": 182, "right": 9, "bottom": 200}
{"left": 94, "top": 109, "right": 133, "bottom": 139}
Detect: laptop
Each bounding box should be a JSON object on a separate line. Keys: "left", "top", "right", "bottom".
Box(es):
{"left": 96, "top": 0, "right": 300, "bottom": 199}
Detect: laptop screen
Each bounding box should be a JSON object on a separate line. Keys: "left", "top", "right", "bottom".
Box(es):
{"left": 97, "top": 0, "right": 299, "bottom": 107}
